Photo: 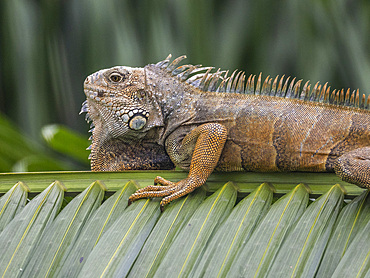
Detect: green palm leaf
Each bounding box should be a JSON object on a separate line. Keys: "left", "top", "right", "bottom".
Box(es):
{"left": 20, "top": 181, "right": 105, "bottom": 277}
{"left": 153, "top": 182, "right": 237, "bottom": 278}
{"left": 331, "top": 207, "right": 370, "bottom": 277}
{"left": 79, "top": 199, "right": 160, "bottom": 277}
{"left": 228, "top": 183, "right": 309, "bottom": 277}
{"left": 128, "top": 188, "right": 206, "bottom": 278}
{"left": 0, "top": 182, "right": 28, "bottom": 232}
{"left": 0, "top": 171, "right": 369, "bottom": 277}
{"left": 0, "top": 181, "right": 64, "bottom": 277}
{"left": 266, "top": 184, "right": 344, "bottom": 277}
{"left": 56, "top": 180, "right": 138, "bottom": 277}
{"left": 317, "top": 190, "right": 370, "bottom": 277}
{"left": 193, "top": 182, "right": 274, "bottom": 278}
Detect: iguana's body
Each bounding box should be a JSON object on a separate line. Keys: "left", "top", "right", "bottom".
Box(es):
{"left": 82, "top": 55, "right": 370, "bottom": 210}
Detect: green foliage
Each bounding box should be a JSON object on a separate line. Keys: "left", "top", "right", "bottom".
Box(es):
{"left": 21, "top": 181, "right": 105, "bottom": 277}
{"left": 0, "top": 114, "right": 89, "bottom": 172}
{"left": 266, "top": 184, "right": 344, "bottom": 277}
{"left": 193, "top": 182, "right": 274, "bottom": 277}
{"left": 228, "top": 184, "right": 309, "bottom": 277}
{"left": 153, "top": 182, "right": 237, "bottom": 277}
{"left": 42, "top": 124, "right": 90, "bottom": 165}
{"left": 0, "top": 181, "right": 65, "bottom": 276}
{"left": 0, "top": 178, "right": 369, "bottom": 277}
{"left": 128, "top": 188, "right": 206, "bottom": 278}
{"left": 0, "top": 114, "right": 64, "bottom": 172}
{"left": 56, "top": 181, "right": 138, "bottom": 277}
{"left": 0, "top": 182, "right": 28, "bottom": 232}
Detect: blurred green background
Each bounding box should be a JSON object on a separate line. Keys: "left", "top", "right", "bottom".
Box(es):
{"left": 0, "top": 0, "right": 369, "bottom": 172}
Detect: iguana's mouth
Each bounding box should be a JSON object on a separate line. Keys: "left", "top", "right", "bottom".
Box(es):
{"left": 84, "top": 89, "right": 148, "bottom": 117}
{"left": 82, "top": 87, "right": 150, "bottom": 133}
{"left": 83, "top": 87, "right": 125, "bottom": 113}
{"left": 84, "top": 86, "right": 122, "bottom": 98}
{"left": 84, "top": 88, "right": 108, "bottom": 102}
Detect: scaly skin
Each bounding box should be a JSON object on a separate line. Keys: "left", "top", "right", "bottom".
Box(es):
{"left": 82, "top": 55, "right": 370, "bottom": 210}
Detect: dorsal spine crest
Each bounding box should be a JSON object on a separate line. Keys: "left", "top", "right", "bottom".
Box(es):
{"left": 151, "top": 55, "right": 369, "bottom": 109}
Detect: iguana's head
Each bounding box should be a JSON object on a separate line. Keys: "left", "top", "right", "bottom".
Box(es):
{"left": 82, "top": 66, "right": 163, "bottom": 143}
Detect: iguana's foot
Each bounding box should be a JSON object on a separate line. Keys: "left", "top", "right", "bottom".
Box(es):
{"left": 128, "top": 176, "right": 201, "bottom": 211}
{"left": 335, "top": 147, "right": 370, "bottom": 188}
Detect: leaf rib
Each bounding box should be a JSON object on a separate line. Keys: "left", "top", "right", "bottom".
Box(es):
{"left": 0, "top": 186, "right": 15, "bottom": 218}
{"left": 178, "top": 184, "right": 227, "bottom": 278}
{"left": 44, "top": 183, "right": 96, "bottom": 278}
{"left": 342, "top": 190, "right": 369, "bottom": 257}
{"left": 144, "top": 195, "right": 189, "bottom": 278}
{"left": 2, "top": 182, "right": 57, "bottom": 278}
{"left": 254, "top": 184, "right": 299, "bottom": 277}
{"left": 355, "top": 249, "right": 370, "bottom": 278}
{"left": 216, "top": 184, "right": 262, "bottom": 278}
{"left": 290, "top": 188, "right": 331, "bottom": 277}
{"left": 100, "top": 199, "right": 150, "bottom": 277}
{"left": 93, "top": 181, "right": 132, "bottom": 247}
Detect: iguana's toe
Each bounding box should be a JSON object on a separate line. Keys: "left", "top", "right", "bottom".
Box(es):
{"left": 129, "top": 176, "right": 202, "bottom": 210}
{"left": 154, "top": 176, "right": 175, "bottom": 186}
{"left": 128, "top": 183, "right": 179, "bottom": 206}
{"left": 135, "top": 185, "right": 171, "bottom": 193}
{"left": 159, "top": 183, "right": 196, "bottom": 209}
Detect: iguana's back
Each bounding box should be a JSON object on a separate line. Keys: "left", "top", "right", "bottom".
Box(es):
{"left": 170, "top": 92, "right": 370, "bottom": 173}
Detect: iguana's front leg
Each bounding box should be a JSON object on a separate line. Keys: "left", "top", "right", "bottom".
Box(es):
{"left": 334, "top": 147, "right": 370, "bottom": 188}
{"left": 128, "top": 123, "right": 228, "bottom": 210}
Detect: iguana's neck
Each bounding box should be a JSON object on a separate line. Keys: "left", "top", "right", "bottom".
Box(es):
{"left": 145, "top": 66, "right": 205, "bottom": 143}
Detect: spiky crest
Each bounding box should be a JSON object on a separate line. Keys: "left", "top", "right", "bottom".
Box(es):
{"left": 153, "top": 55, "right": 369, "bottom": 109}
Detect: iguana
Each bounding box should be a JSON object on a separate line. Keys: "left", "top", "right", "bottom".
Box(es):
{"left": 81, "top": 55, "right": 370, "bottom": 210}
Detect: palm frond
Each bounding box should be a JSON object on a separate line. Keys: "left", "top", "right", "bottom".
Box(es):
{"left": 0, "top": 171, "right": 369, "bottom": 276}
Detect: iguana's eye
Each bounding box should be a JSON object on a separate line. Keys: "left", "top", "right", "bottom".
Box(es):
{"left": 109, "top": 73, "right": 123, "bottom": 82}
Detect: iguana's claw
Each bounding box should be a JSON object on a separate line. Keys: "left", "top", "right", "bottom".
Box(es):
{"left": 127, "top": 176, "right": 201, "bottom": 211}
{"left": 160, "top": 203, "right": 165, "bottom": 212}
